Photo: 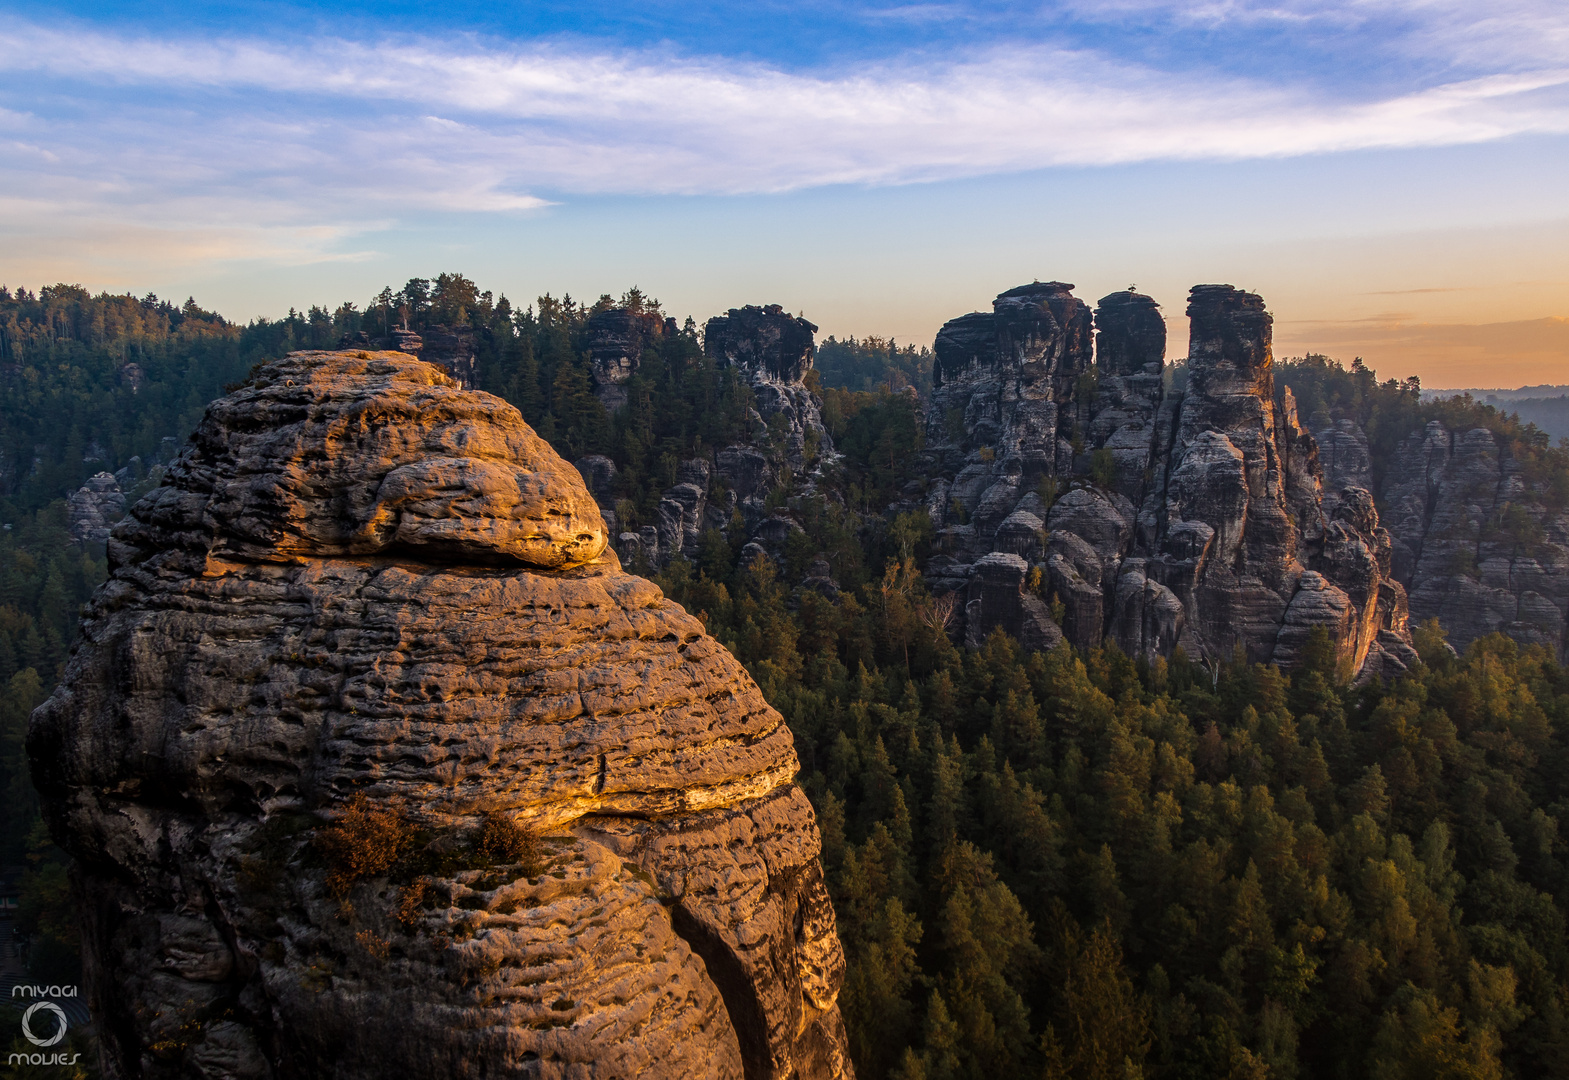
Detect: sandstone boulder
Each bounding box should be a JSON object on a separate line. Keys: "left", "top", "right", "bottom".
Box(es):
{"left": 29, "top": 351, "right": 850, "bottom": 1080}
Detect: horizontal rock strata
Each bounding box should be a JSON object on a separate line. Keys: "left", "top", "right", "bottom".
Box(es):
{"left": 30, "top": 351, "right": 850, "bottom": 1080}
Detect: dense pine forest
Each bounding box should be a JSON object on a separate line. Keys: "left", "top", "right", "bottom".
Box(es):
{"left": 7, "top": 277, "right": 1569, "bottom": 1078}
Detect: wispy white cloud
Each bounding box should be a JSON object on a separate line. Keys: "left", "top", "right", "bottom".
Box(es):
{"left": 1050, "top": 0, "right": 1569, "bottom": 78}
{"left": 0, "top": 9, "right": 1565, "bottom": 272}
{"left": 4, "top": 20, "right": 1568, "bottom": 192}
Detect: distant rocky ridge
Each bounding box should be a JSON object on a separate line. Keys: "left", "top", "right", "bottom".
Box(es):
{"left": 581, "top": 304, "right": 834, "bottom": 573}
{"left": 51, "top": 286, "right": 1569, "bottom": 669}
{"left": 1318, "top": 414, "right": 1569, "bottom": 656}
{"left": 64, "top": 472, "right": 124, "bottom": 544}
{"left": 30, "top": 352, "right": 851, "bottom": 1079}
{"left": 553, "top": 282, "right": 1569, "bottom": 670}
{"left": 922, "top": 282, "right": 1419, "bottom": 679}
{"left": 64, "top": 442, "right": 181, "bottom": 544}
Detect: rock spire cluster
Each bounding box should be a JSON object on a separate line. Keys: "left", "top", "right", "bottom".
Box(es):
{"left": 29, "top": 352, "right": 851, "bottom": 1079}
{"left": 926, "top": 282, "right": 1417, "bottom": 678}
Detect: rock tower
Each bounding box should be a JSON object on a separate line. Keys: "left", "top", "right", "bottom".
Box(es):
{"left": 924, "top": 283, "right": 1417, "bottom": 678}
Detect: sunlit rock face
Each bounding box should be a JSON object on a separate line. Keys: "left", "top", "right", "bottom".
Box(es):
{"left": 923, "top": 283, "right": 1416, "bottom": 679}
{"left": 29, "top": 351, "right": 851, "bottom": 1080}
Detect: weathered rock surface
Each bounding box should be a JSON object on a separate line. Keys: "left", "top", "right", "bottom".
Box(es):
{"left": 1330, "top": 417, "right": 1569, "bottom": 656}
{"left": 29, "top": 351, "right": 850, "bottom": 1080}
{"left": 584, "top": 306, "right": 667, "bottom": 413}
{"left": 921, "top": 283, "right": 1413, "bottom": 677}
{"left": 706, "top": 306, "right": 832, "bottom": 470}
{"left": 67, "top": 471, "right": 126, "bottom": 544}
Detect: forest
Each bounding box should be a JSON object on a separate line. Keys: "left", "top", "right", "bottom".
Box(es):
{"left": 6, "top": 276, "right": 1569, "bottom": 1078}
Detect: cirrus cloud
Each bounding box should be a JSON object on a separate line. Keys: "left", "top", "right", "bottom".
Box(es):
{"left": 0, "top": 7, "right": 1566, "bottom": 271}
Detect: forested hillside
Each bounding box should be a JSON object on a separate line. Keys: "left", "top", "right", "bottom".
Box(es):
{"left": 1277, "top": 355, "right": 1569, "bottom": 507}
{"left": 6, "top": 278, "right": 1569, "bottom": 1078}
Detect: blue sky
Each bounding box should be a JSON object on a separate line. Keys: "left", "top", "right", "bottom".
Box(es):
{"left": 3, "top": 0, "right": 1567, "bottom": 385}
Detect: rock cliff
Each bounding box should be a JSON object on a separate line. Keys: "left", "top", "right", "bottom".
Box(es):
{"left": 925, "top": 283, "right": 1415, "bottom": 678}
{"left": 29, "top": 351, "right": 851, "bottom": 1080}
{"left": 584, "top": 306, "right": 670, "bottom": 413}
{"left": 705, "top": 305, "right": 832, "bottom": 472}
{"left": 1316, "top": 416, "right": 1569, "bottom": 656}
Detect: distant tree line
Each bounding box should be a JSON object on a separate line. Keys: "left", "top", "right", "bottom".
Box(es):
{"left": 6, "top": 280, "right": 1569, "bottom": 1079}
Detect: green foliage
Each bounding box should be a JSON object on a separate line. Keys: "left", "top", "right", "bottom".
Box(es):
{"left": 820, "top": 387, "right": 927, "bottom": 512}
{"left": 665, "top": 519, "right": 1569, "bottom": 1080}
{"left": 1089, "top": 448, "right": 1118, "bottom": 489}
{"left": 817, "top": 335, "right": 933, "bottom": 394}
{"left": 0, "top": 284, "right": 310, "bottom": 515}
{"left": 466, "top": 285, "right": 762, "bottom": 516}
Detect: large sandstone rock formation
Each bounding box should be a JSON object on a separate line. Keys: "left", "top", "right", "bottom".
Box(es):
{"left": 705, "top": 305, "right": 832, "bottom": 471}
{"left": 29, "top": 352, "right": 851, "bottom": 1080}
{"left": 925, "top": 283, "right": 1415, "bottom": 678}
{"left": 584, "top": 305, "right": 669, "bottom": 413}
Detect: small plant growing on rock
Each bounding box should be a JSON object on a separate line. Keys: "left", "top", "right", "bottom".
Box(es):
{"left": 476, "top": 811, "right": 540, "bottom": 873}
{"left": 355, "top": 930, "right": 390, "bottom": 961}
{"left": 1089, "top": 447, "right": 1117, "bottom": 488}
{"left": 314, "top": 793, "right": 416, "bottom": 897}
{"left": 395, "top": 878, "right": 434, "bottom": 928}
{"left": 1037, "top": 475, "right": 1059, "bottom": 512}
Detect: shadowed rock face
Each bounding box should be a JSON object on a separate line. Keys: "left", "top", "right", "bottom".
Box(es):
{"left": 594, "top": 300, "right": 834, "bottom": 575}
{"left": 1094, "top": 291, "right": 1165, "bottom": 377}
{"left": 1186, "top": 285, "right": 1272, "bottom": 376}
{"left": 704, "top": 306, "right": 830, "bottom": 472}
{"left": 705, "top": 305, "right": 818, "bottom": 385}
{"left": 1355, "top": 419, "right": 1569, "bottom": 656}
{"left": 585, "top": 307, "right": 666, "bottom": 412}
{"left": 29, "top": 352, "right": 851, "bottom": 1080}
{"left": 67, "top": 471, "right": 126, "bottom": 545}
{"left": 923, "top": 282, "right": 1415, "bottom": 679}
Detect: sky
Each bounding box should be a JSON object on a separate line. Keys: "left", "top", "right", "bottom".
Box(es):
{"left": 2, "top": 1, "right": 1567, "bottom": 388}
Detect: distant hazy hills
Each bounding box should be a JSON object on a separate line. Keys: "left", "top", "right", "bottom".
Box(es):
{"left": 1424, "top": 385, "right": 1569, "bottom": 441}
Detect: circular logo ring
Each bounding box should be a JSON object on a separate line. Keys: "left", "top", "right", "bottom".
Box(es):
{"left": 22, "top": 1001, "right": 68, "bottom": 1047}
